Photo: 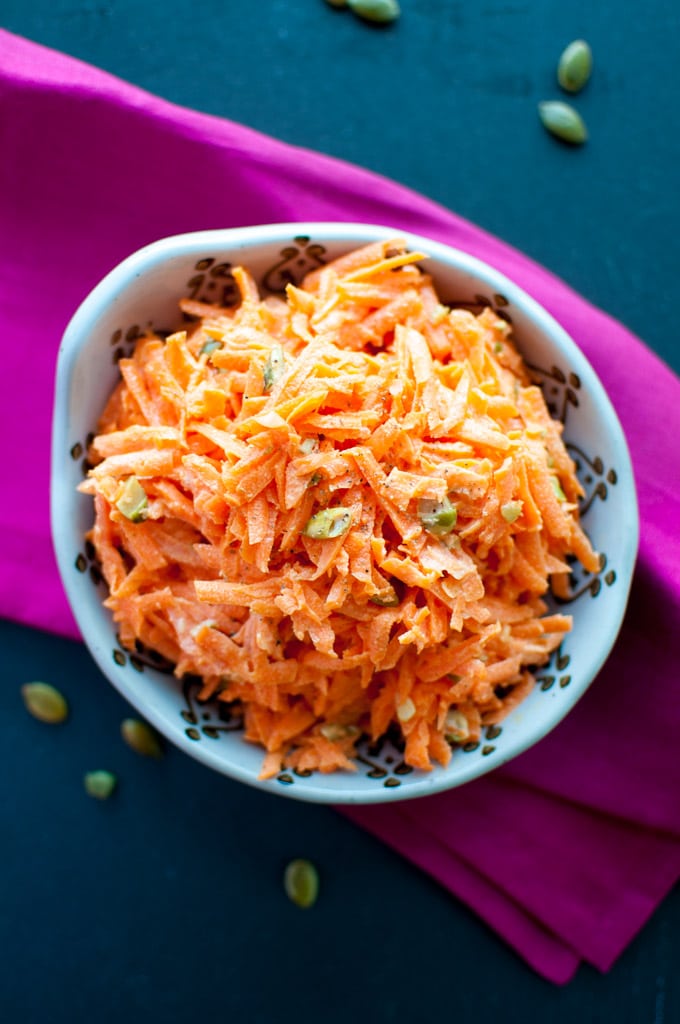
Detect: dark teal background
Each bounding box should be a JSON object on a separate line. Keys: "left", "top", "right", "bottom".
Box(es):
{"left": 2, "top": 2, "right": 678, "bottom": 1021}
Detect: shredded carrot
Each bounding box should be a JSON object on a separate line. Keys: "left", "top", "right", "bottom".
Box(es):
{"left": 80, "top": 239, "right": 600, "bottom": 778}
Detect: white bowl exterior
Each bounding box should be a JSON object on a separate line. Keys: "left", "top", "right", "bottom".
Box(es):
{"left": 51, "top": 224, "right": 638, "bottom": 803}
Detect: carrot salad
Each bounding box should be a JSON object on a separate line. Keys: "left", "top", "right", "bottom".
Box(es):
{"left": 80, "top": 239, "right": 600, "bottom": 777}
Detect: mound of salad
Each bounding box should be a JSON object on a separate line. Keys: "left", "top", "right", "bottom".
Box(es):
{"left": 80, "top": 240, "right": 599, "bottom": 776}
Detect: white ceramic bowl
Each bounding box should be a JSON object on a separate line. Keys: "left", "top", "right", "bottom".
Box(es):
{"left": 51, "top": 223, "right": 638, "bottom": 803}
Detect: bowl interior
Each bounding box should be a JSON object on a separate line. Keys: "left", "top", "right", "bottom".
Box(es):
{"left": 51, "top": 224, "right": 638, "bottom": 803}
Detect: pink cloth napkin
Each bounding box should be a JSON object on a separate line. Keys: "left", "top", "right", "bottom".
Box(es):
{"left": 2, "top": 29, "right": 678, "bottom": 984}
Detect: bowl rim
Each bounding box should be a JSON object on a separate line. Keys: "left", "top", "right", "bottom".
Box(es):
{"left": 51, "top": 222, "right": 639, "bottom": 803}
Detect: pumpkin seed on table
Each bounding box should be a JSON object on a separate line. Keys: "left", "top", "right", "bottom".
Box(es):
{"left": 557, "top": 39, "right": 592, "bottom": 93}
{"left": 21, "top": 682, "right": 68, "bottom": 724}
{"left": 84, "top": 770, "right": 118, "bottom": 800}
{"left": 347, "top": 0, "right": 400, "bottom": 25}
{"left": 121, "top": 717, "right": 164, "bottom": 758}
{"left": 284, "top": 859, "right": 320, "bottom": 909}
{"left": 538, "top": 101, "right": 588, "bottom": 145}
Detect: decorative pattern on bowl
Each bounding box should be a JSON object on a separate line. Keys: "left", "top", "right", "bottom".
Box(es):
{"left": 51, "top": 223, "right": 638, "bottom": 803}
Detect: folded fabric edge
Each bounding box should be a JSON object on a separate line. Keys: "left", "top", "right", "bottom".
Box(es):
{"left": 341, "top": 804, "right": 581, "bottom": 985}
{"left": 0, "top": 30, "right": 517, "bottom": 267}
{"left": 0, "top": 526, "right": 79, "bottom": 639}
{"left": 498, "top": 762, "right": 680, "bottom": 841}
{"left": 594, "top": 859, "right": 679, "bottom": 974}
{"left": 393, "top": 785, "right": 680, "bottom": 974}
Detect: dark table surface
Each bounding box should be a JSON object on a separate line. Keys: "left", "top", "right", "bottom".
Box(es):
{"left": 2, "top": 2, "right": 678, "bottom": 1022}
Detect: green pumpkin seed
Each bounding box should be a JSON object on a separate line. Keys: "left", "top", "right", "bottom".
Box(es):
{"left": 430, "top": 303, "right": 449, "bottom": 326}
{"left": 444, "top": 709, "right": 469, "bottom": 743}
{"left": 84, "top": 770, "right": 117, "bottom": 800}
{"left": 418, "top": 496, "right": 458, "bottom": 536}
{"left": 21, "top": 682, "right": 68, "bottom": 724}
{"left": 121, "top": 717, "right": 164, "bottom": 758}
{"left": 557, "top": 39, "right": 592, "bottom": 93}
{"left": 501, "top": 500, "right": 523, "bottom": 523}
{"left": 115, "top": 476, "right": 148, "bottom": 522}
{"left": 396, "top": 697, "right": 416, "bottom": 723}
{"left": 199, "top": 339, "right": 223, "bottom": 356}
{"left": 284, "top": 859, "right": 319, "bottom": 909}
{"left": 551, "top": 476, "right": 567, "bottom": 502}
{"left": 320, "top": 722, "right": 360, "bottom": 741}
{"left": 303, "top": 506, "right": 352, "bottom": 539}
{"left": 369, "top": 586, "right": 400, "bottom": 607}
{"left": 347, "top": 0, "right": 400, "bottom": 24}
{"left": 538, "top": 101, "right": 588, "bottom": 145}
{"left": 263, "top": 345, "right": 286, "bottom": 392}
